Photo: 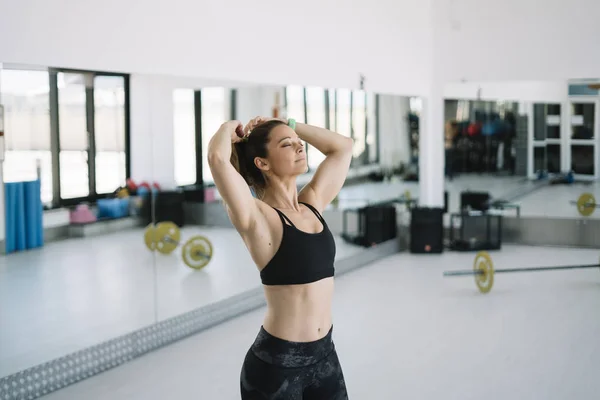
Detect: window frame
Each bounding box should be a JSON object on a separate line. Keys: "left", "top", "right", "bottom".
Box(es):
{"left": 48, "top": 67, "right": 131, "bottom": 208}
{"left": 0, "top": 66, "right": 131, "bottom": 209}
{"left": 190, "top": 88, "right": 237, "bottom": 188}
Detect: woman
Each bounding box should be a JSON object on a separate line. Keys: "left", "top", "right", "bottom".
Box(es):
{"left": 207, "top": 116, "right": 353, "bottom": 399}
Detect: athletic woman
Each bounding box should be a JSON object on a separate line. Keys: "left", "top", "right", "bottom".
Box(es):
{"left": 207, "top": 116, "right": 353, "bottom": 399}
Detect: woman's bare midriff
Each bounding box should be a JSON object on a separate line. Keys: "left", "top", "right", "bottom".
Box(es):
{"left": 262, "top": 277, "right": 334, "bottom": 342}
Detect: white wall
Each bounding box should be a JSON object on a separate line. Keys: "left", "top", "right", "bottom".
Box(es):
{"left": 0, "top": 0, "right": 433, "bottom": 97}
{"left": 443, "top": 81, "right": 568, "bottom": 103}
{"left": 4, "top": 1, "right": 600, "bottom": 92}
{"left": 434, "top": 0, "right": 600, "bottom": 83}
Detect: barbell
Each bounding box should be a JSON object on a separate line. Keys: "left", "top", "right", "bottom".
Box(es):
{"left": 570, "top": 193, "right": 598, "bottom": 217}
{"left": 144, "top": 222, "right": 213, "bottom": 270}
{"left": 444, "top": 251, "right": 600, "bottom": 294}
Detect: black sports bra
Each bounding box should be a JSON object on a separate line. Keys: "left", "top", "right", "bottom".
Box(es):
{"left": 260, "top": 202, "right": 336, "bottom": 286}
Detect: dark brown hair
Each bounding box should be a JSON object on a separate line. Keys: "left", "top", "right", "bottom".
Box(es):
{"left": 231, "top": 119, "right": 286, "bottom": 199}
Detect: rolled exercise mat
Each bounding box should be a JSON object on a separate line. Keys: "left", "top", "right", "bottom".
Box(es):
{"left": 5, "top": 182, "right": 27, "bottom": 253}
{"left": 23, "top": 179, "right": 44, "bottom": 249}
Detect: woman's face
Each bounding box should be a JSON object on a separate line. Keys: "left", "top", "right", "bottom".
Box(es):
{"left": 260, "top": 124, "right": 308, "bottom": 178}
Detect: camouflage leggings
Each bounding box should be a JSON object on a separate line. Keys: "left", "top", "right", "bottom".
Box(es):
{"left": 240, "top": 326, "right": 348, "bottom": 400}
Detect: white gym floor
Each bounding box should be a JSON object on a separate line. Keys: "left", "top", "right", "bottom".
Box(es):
{"left": 37, "top": 244, "right": 600, "bottom": 400}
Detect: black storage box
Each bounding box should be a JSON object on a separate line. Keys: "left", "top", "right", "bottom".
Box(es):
{"left": 180, "top": 184, "right": 206, "bottom": 203}
{"left": 460, "top": 191, "right": 490, "bottom": 212}
{"left": 410, "top": 207, "right": 444, "bottom": 253}
{"left": 449, "top": 212, "right": 502, "bottom": 251}
{"left": 342, "top": 204, "right": 397, "bottom": 247}
{"left": 140, "top": 191, "right": 185, "bottom": 227}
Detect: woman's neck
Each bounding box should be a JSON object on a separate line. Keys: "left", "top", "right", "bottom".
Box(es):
{"left": 262, "top": 178, "right": 300, "bottom": 211}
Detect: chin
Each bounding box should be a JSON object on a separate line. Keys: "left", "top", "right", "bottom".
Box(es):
{"left": 289, "top": 159, "right": 308, "bottom": 175}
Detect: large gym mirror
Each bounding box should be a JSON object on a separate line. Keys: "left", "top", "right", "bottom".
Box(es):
{"left": 0, "top": 65, "right": 427, "bottom": 380}
{"left": 0, "top": 64, "right": 157, "bottom": 378}
{"left": 440, "top": 80, "right": 599, "bottom": 221}
{"left": 151, "top": 80, "right": 418, "bottom": 322}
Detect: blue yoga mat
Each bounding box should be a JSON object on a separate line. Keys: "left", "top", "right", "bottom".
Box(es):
{"left": 23, "top": 180, "right": 44, "bottom": 249}
{"left": 5, "top": 182, "right": 27, "bottom": 253}
{"left": 5, "top": 180, "right": 44, "bottom": 253}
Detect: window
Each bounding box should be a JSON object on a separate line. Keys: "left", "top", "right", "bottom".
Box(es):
{"left": 328, "top": 90, "right": 336, "bottom": 132}
{"left": 57, "top": 72, "right": 89, "bottom": 199}
{"left": 456, "top": 100, "right": 470, "bottom": 121}
{"left": 571, "top": 102, "right": 595, "bottom": 139}
{"left": 278, "top": 86, "right": 379, "bottom": 171}
{"left": 94, "top": 75, "right": 126, "bottom": 194}
{"left": 335, "top": 89, "right": 351, "bottom": 138}
{"left": 305, "top": 87, "right": 326, "bottom": 170}
{"left": 173, "top": 89, "right": 196, "bottom": 186}
{"left": 410, "top": 97, "right": 423, "bottom": 116}
{"left": 54, "top": 71, "right": 129, "bottom": 201}
{"left": 1, "top": 66, "right": 130, "bottom": 207}
{"left": 351, "top": 90, "right": 367, "bottom": 162}
{"left": 366, "top": 93, "right": 378, "bottom": 164}
{"left": 285, "top": 85, "right": 306, "bottom": 123}
{"left": 201, "top": 88, "right": 227, "bottom": 184}
{"left": 0, "top": 69, "right": 53, "bottom": 204}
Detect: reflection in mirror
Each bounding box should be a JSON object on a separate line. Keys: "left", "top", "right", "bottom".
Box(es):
{"left": 0, "top": 64, "right": 155, "bottom": 378}
{"left": 148, "top": 80, "right": 418, "bottom": 323}
{"left": 442, "top": 80, "right": 599, "bottom": 221}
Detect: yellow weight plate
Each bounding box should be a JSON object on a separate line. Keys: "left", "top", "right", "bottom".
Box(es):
{"left": 154, "top": 221, "right": 181, "bottom": 254}
{"left": 473, "top": 251, "right": 494, "bottom": 294}
{"left": 182, "top": 235, "right": 213, "bottom": 270}
{"left": 577, "top": 193, "right": 596, "bottom": 217}
{"left": 404, "top": 190, "right": 411, "bottom": 200}
{"left": 144, "top": 224, "right": 157, "bottom": 251}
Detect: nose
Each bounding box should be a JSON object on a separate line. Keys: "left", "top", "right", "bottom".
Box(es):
{"left": 295, "top": 140, "right": 304, "bottom": 152}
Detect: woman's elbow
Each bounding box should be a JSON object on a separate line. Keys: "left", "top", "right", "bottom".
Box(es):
{"left": 341, "top": 137, "right": 354, "bottom": 153}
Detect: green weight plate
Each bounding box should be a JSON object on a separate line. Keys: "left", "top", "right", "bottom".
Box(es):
{"left": 182, "top": 235, "right": 213, "bottom": 270}
{"left": 473, "top": 251, "right": 494, "bottom": 294}
{"left": 155, "top": 221, "right": 180, "bottom": 254}
{"left": 577, "top": 193, "right": 596, "bottom": 217}
{"left": 144, "top": 224, "right": 157, "bottom": 251}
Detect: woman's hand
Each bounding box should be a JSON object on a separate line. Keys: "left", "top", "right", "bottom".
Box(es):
{"left": 218, "top": 120, "right": 246, "bottom": 143}
{"left": 243, "top": 116, "right": 284, "bottom": 136}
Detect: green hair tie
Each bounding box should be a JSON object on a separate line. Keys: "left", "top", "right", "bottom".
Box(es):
{"left": 287, "top": 118, "right": 296, "bottom": 130}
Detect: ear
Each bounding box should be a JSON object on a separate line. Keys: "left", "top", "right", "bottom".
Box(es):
{"left": 253, "top": 157, "right": 270, "bottom": 172}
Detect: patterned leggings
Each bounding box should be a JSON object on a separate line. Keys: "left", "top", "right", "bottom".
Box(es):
{"left": 240, "top": 325, "right": 348, "bottom": 399}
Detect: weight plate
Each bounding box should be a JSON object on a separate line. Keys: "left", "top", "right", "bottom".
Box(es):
{"left": 182, "top": 235, "right": 213, "bottom": 270}
{"left": 473, "top": 251, "right": 494, "bottom": 294}
{"left": 154, "top": 221, "right": 181, "bottom": 254}
{"left": 404, "top": 190, "right": 411, "bottom": 200}
{"left": 144, "top": 224, "right": 157, "bottom": 251}
{"left": 577, "top": 193, "right": 596, "bottom": 217}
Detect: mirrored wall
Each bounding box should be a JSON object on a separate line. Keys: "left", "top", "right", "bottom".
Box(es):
{"left": 0, "top": 64, "right": 156, "bottom": 379}
{"left": 0, "top": 64, "right": 415, "bottom": 383}
{"left": 3, "top": 64, "right": 599, "bottom": 387}
{"left": 442, "top": 80, "right": 600, "bottom": 220}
